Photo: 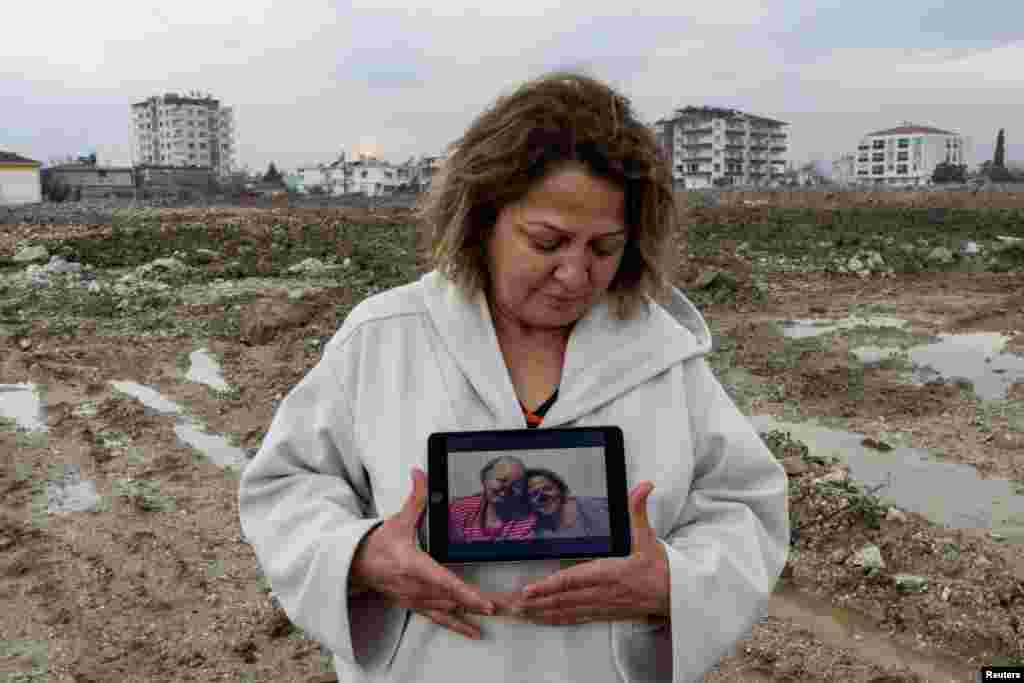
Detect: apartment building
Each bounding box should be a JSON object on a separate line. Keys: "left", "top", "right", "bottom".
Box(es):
{"left": 0, "top": 152, "right": 42, "bottom": 205}
{"left": 854, "top": 124, "right": 965, "bottom": 186}
{"left": 832, "top": 154, "right": 857, "bottom": 185}
{"left": 130, "top": 93, "right": 237, "bottom": 177}
{"left": 653, "top": 106, "right": 789, "bottom": 189}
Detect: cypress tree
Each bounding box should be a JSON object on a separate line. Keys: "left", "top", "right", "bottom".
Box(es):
{"left": 994, "top": 129, "right": 1006, "bottom": 168}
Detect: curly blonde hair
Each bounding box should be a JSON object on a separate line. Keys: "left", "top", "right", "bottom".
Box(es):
{"left": 416, "top": 71, "right": 679, "bottom": 321}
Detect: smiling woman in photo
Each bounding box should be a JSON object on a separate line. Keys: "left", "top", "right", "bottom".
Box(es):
{"left": 525, "top": 467, "right": 610, "bottom": 539}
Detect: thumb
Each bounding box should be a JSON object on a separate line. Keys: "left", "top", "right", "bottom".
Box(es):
{"left": 628, "top": 481, "right": 656, "bottom": 542}
{"left": 397, "top": 467, "right": 428, "bottom": 527}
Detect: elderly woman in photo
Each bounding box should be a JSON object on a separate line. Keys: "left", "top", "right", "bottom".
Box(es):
{"left": 449, "top": 456, "right": 537, "bottom": 543}
{"left": 525, "top": 468, "right": 610, "bottom": 539}
{"left": 239, "top": 71, "right": 788, "bottom": 682}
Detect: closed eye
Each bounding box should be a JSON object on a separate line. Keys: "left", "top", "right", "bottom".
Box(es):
{"left": 531, "top": 239, "right": 624, "bottom": 257}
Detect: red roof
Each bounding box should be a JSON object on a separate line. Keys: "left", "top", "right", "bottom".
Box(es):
{"left": 0, "top": 151, "right": 41, "bottom": 165}
{"left": 867, "top": 125, "right": 957, "bottom": 137}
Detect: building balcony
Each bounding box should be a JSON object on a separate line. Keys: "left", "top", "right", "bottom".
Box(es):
{"left": 748, "top": 158, "right": 767, "bottom": 165}
{"left": 678, "top": 156, "right": 712, "bottom": 163}
{"left": 725, "top": 144, "right": 745, "bottom": 150}
{"left": 680, "top": 125, "right": 713, "bottom": 134}
{"left": 770, "top": 146, "right": 786, "bottom": 152}
{"left": 749, "top": 145, "right": 768, "bottom": 151}
{"left": 770, "top": 133, "right": 787, "bottom": 140}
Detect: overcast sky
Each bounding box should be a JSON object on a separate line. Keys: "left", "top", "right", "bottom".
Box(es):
{"left": 4, "top": 1, "right": 1022, "bottom": 173}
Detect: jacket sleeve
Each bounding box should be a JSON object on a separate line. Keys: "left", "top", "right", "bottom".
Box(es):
{"left": 237, "top": 341, "right": 408, "bottom": 674}
{"left": 621, "top": 358, "right": 790, "bottom": 683}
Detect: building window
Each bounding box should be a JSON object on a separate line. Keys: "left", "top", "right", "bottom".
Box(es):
{"left": 887, "top": 164, "right": 894, "bottom": 171}
{"left": 896, "top": 164, "right": 908, "bottom": 175}
{"left": 872, "top": 165, "right": 884, "bottom": 175}
{"left": 858, "top": 155, "right": 869, "bottom": 163}
{"left": 713, "top": 163, "right": 721, "bottom": 172}
{"left": 897, "top": 138, "right": 909, "bottom": 148}
{"left": 872, "top": 140, "right": 885, "bottom": 149}
{"left": 897, "top": 152, "right": 909, "bottom": 161}
{"left": 872, "top": 153, "right": 884, "bottom": 162}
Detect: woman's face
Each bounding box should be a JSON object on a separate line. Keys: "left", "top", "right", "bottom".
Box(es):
{"left": 528, "top": 475, "right": 564, "bottom": 518}
{"left": 486, "top": 162, "right": 628, "bottom": 332}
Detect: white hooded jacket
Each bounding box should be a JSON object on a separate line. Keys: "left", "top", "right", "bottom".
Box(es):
{"left": 238, "top": 270, "right": 789, "bottom": 682}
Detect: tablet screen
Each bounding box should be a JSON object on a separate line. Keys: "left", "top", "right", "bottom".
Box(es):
{"left": 427, "top": 427, "right": 629, "bottom": 564}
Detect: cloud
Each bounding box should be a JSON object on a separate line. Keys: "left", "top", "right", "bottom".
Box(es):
{"left": 4, "top": 1, "right": 1022, "bottom": 172}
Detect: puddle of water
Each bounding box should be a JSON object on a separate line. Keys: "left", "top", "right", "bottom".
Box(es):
{"left": 47, "top": 464, "right": 101, "bottom": 514}
{"left": 186, "top": 348, "right": 232, "bottom": 392}
{"left": 174, "top": 423, "right": 248, "bottom": 469}
{"left": 751, "top": 415, "right": 1024, "bottom": 543}
{"left": 779, "top": 316, "right": 908, "bottom": 339}
{"left": 0, "top": 383, "right": 48, "bottom": 431}
{"left": 110, "top": 380, "right": 183, "bottom": 415}
{"left": 852, "top": 331, "right": 1024, "bottom": 400}
{"left": 906, "top": 332, "right": 1024, "bottom": 401}
{"left": 109, "top": 380, "right": 247, "bottom": 470}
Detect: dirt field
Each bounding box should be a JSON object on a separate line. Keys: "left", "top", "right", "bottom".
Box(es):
{"left": 1, "top": 193, "right": 1023, "bottom": 681}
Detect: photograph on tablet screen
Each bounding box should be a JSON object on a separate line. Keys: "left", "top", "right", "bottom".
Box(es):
{"left": 446, "top": 447, "right": 612, "bottom": 559}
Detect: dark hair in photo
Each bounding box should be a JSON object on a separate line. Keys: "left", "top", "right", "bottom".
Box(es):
{"left": 524, "top": 467, "right": 570, "bottom": 499}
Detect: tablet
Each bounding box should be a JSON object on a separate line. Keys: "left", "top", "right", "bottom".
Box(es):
{"left": 426, "top": 426, "right": 630, "bottom": 565}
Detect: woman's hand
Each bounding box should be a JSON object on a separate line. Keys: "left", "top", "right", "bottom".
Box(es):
{"left": 514, "top": 481, "right": 670, "bottom": 626}
{"left": 350, "top": 468, "right": 497, "bottom": 639}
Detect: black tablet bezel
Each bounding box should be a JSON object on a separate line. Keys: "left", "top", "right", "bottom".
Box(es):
{"left": 426, "top": 426, "right": 630, "bottom": 565}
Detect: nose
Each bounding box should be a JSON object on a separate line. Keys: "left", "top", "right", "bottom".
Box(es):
{"left": 553, "top": 247, "right": 591, "bottom": 292}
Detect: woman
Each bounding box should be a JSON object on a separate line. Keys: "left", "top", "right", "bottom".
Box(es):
{"left": 449, "top": 456, "right": 537, "bottom": 543}
{"left": 525, "top": 468, "right": 611, "bottom": 539}
{"left": 239, "top": 71, "right": 789, "bottom": 682}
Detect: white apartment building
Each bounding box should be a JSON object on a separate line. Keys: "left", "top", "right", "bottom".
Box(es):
{"left": 854, "top": 124, "right": 965, "bottom": 186}
{"left": 131, "top": 93, "right": 237, "bottom": 177}
{"left": 832, "top": 154, "right": 857, "bottom": 185}
{"left": 349, "top": 157, "right": 398, "bottom": 196}
{"left": 653, "top": 106, "right": 789, "bottom": 189}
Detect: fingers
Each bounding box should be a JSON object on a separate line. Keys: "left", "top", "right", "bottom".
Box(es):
{"left": 522, "top": 558, "right": 613, "bottom": 599}
{"left": 629, "top": 481, "right": 655, "bottom": 533}
{"left": 520, "top": 585, "right": 613, "bottom": 612}
{"left": 417, "top": 608, "right": 483, "bottom": 640}
{"left": 396, "top": 548, "right": 496, "bottom": 615}
{"left": 396, "top": 467, "right": 428, "bottom": 528}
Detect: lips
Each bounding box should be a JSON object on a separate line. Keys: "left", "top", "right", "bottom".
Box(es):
{"left": 547, "top": 294, "right": 586, "bottom": 306}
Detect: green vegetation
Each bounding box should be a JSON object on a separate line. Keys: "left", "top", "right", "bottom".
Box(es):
{"left": 14, "top": 432, "right": 47, "bottom": 449}
{"left": 766, "top": 333, "right": 832, "bottom": 371}
{"left": 97, "top": 431, "right": 130, "bottom": 449}
{"left": 973, "top": 398, "right": 1024, "bottom": 433}
{"left": 112, "top": 479, "right": 177, "bottom": 512}
{"left": 0, "top": 640, "right": 48, "bottom": 683}
{"left": 841, "top": 324, "right": 935, "bottom": 350}
{"left": 814, "top": 479, "right": 889, "bottom": 529}
{"left": 688, "top": 206, "right": 1024, "bottom": 273}
{"left": 761, "top": 429, "right": 810, "bottom": 461}
{"left": 207, "top": 559, "right": 226, "bottom": 579}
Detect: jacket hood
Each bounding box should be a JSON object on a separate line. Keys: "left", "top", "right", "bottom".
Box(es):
{"left": 419, "top": 271, "right": 712, "bottom": 428}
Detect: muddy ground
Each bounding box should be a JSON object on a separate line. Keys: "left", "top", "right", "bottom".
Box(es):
{"left": 1, "top": 195, "right": 1023, "bottom": 681}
